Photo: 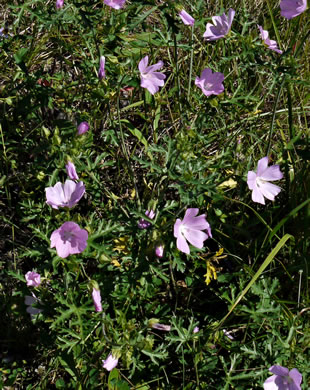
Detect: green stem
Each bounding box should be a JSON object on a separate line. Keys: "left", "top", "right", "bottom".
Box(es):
{"left": 182, "top": 346, "right": 185, "bottom": 389}
{"left": 187, "top": 25, "right": 194, "bottom": 102}
{"left": 116, "top": 78, "right": 141, "bottom": 208}
{"left": 266, "top": 0, "right": 282, "bottom": 49}
{"left": 173, "top": 32, "right": 182, "bottom": 115}
{"left": 267, "top": 77, "right": 285, "bottom": 156}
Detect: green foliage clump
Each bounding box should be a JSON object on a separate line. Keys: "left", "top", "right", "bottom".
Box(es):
{"left": 1, "top": 0, "right": 310, "bottom": 388}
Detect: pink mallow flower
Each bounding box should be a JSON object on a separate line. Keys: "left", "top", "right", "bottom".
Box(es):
{"left": 102, "top": 353, "right": 118, "bottom": 371}
{"left": 92, "top": 287, "right": 102, "bottom": 312}
{"left": 50, "top": 221, "right": 88, "bottom": 258}
{"left": 280, "top": 0, "right": 307, "bottom": 19}
{"left": 174, "top": 208, "right": 212, "bottom": 255}
{"left": 139, "top": 56, "right": 166, "bottom": 95}
{"left": 25, "top": 295, "right": 43, "bottom": 319}
{"left": 104, "top": 0, "right": 125, "bottom": 9}
{"left": 25, "top": 271, "right": 41, "bottom": 287}
{"left": 195, "top": 68, "right": 224, "bottom": 97}
{"left": 264, "top": 365, "right": 302, "bottom": 390}
{"left": 247, "top": 156, "right": 283, "bottom": 205}
{"left": 138, "top": 210, "right": 155, "bottom": 229}
{"left": 45, "top": 180, "right": 85, "bottom": 209}
{"left": 98, "top": 56, "right": 106, "bottom": 80}
{"left": 155, "top": 244, "right": 164, "bottom": 258}
{"left": 258, "top": 26, "right": 283, "bottom": 54}
{"left": 179, "top": 10, "right": 195, "bottom": 26}
{"left": 66, "top": 161, "right": 79, "bottom": 181}
{"left": 203, "top": 8, "right": 235, "bottom": 41}
{"left": 77, "top": 121, "right": 90, "bottom": 135}
{"left": 56, "top": 0, "right": 64, "bottom": 9}
{"left": 152, "top": 323, "right": 171, "bottom": 331}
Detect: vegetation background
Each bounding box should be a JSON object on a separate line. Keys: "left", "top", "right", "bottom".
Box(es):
{"left": 0, "top": 0, "right": 310, "bottom": 388}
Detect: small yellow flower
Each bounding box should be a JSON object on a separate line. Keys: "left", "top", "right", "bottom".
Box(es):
{"left": 216, "top": 248, "right": 224, "bottom": 257}
{"left": 203, "top": 248, "right": 226, "bottom": 285}
{"left": 113, "top": 236, "right": 130, "bottom": 255}
{"left": 111, "top": 259, "right": 121, "bottom": 267}
{"left": 204, "top": 260, "right": 217, "bottom": 285}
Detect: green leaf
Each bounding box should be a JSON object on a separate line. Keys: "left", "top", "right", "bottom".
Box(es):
{"left": 218, "top": 233, "right": 293, "bottom": 327}
{"left": 108, "top": 368, "right": 119, "bottom": 390}
{"left": 268, "top": 198, "right": 310, "bottom": 241}
{"left": 14, "top": 47, "right": 29, "bottom": 64}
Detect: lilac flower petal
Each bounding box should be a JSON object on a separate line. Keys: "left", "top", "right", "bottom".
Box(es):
{"left": 258, "top": 25, "right": 268, "bottom": 41}
{"left": 92, "top": 287, "right": 102, "bottom": 312}
{"left": 51, "top": 233, "right": 72, "bottom": 258}
{"left": 259, "top": 182, "right": 282, "bottom": 201}
{"left": 50, "top": 221, "right": 88, "bottom": 258}
{"left": 269, "top": 365, "right": 290, "bottom": 376}
{"left": 183, "top": 208, "right": 199, "bottom": 221}
{"left": 195, "top": 68, "right": 225, "bottom": 97}
{"left": 138, "top": 56, "right": 149, "bottom": 73}
{"left": 25, "top": 295, "right": 43, "bottom": 319}
{"left": 247, "top": 171, "right": 257, "bottom": 190}
{"left": 257, "top": 157, "right": 269, "bottom": 176}
{"left": 289, "top": 369, "right": 302, "bottom": 386}
{"left": 102, "top": 353, "right": 118, "bottom": 371}
{"left": 46, "top": 180, "right": 85, "bottom": 209}
{"left": 98, "top": 56, "right": 106, "bottom": 80}
{"left": 177, "top": 234, "right": 190, "bottom": 254}
{"left": 212, "top": 15, "right": 224, "bottom": 26}
{"left": 200, "top": 68, "right": 212, "bottom": 80}
{"left": 56, "top": 0, "right": 64, "bottom": 8}
{"left": 182, "top": 214, "right": 209, "bottom": 230}
{"left": 203, "top": 9, "right": 235, "bottom": 41}
{"left": 183, "top": 229, "right": 208, "bottom": 249}
{"left": 139, "top": 56, "right": 166, "bottom": 95}
{"left": 25, "top": 295, "right": 37, "bottom": 305}
{"left": 280, "top": 0, "right": 307, "bottom": 19}
{"left": 174, "top": 209, "right": 211, "bottom": 254}
{"left": 264, "top": 365, "right": 302, "bottom": 390}
{"left": 66, "top": 161, "right": 79, "bottom": 181}
{"left": 104, "top": 0, "right": 125, "bottom": 9}
{"left": 77, "top": 121, "right": 90, "bottom": 135}
{"left": 63, "top": 179, "right": 76, "bottom": 199}
{"left": 206, "top": 223, "right": 212, "bottom": 238}
{"left": 258, "top": 26, "right": 282, "bottom": 54}
{"left": 25, "top": 271, "right": 41, "bottom": 287}
{"left": 26, "top": 306, "right": 42, "bottom": 316}
{"left": 138, "top": 209, "right": 155, "bottom": 229}
{"left": 263, "top": 375, "right": 278, "bottom": 390}
{"left": 228, "top": 8, "right": 235, "bottom": 27}
{"left": 179, "top": 10, "right": 195, "bottom": 26}
{"left": 145, "top": 210, "right": 155, "bottom": 219}
{"left": 145, "top": 61, "right": 164, "bottom": 73}
{"left": 248, "top": 157, "right": 283, "bottom": 204}
{"left": 46, "top": 183, "right": 64, "bottom": 209}
{"left": 155, "top": 245, "right": 164, "bottom": 258}
{"left": 260, "top": 165, "right": 283, "bottom": 181}
{"left": 174, "top": 219, "right": 182, "bottom": 237}
{"left": 68, "top": 182, "right": 85, "bottom": 207}
{"left": 152, "top": 323, "right": 171, "bottom": 331}
{"left": 252, "top": 185, "right": 265, "bottom": 205}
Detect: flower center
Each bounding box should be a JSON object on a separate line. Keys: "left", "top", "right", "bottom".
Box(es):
{"left": 282, "top": 376, "right": 293, "bottom": 387}
{"left": 179, "top": 224, "right": 187, "bottom": 237}
{"left": 255, "top": 177, "right": 266, "bottom": 188}
{"left": 63, "top": 231, "right": 74, "bottom": 241}
{"left": 204, "top": 82, "right": 213, "bottom": 90}
{"left": 142, "top": 71, "right": 151, "bottom": 78}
